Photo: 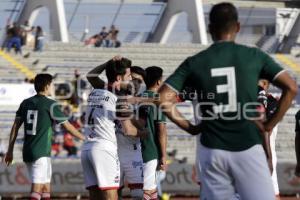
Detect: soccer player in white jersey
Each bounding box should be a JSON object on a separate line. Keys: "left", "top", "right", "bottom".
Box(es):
{"left": 81, "top": 57, "right": 142, "bottom": 200}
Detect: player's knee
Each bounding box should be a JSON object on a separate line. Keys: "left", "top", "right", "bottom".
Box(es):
{"left": 130, "top": 188, "right": 143, "bottom": 199}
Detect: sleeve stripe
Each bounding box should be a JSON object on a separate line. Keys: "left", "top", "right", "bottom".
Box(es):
{"left": 156, "top": 121, "right": 167, "bottom": 124}
{"left": 272, "top": 69, "right": 286, "bottom": 82}
{"left": 58, "top": 120, "right": 68, "bottom": 125}
{"left": 164, "top": 83, "right": 179, "bottom": 94}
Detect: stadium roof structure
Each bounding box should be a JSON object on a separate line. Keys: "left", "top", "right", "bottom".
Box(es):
{"left": 205, "top": 0, "right": 285, "bottom": 8}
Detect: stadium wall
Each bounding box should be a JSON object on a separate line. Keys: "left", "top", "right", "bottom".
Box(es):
{"left": 0, "top": 161, "right": 299, "bottom": 195}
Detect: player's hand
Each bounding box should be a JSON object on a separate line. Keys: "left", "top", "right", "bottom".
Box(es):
{"left": 253, "top": 120, "right": 274, "bottom": 134}
{"left": 263, "top": 121, "right": 274, "bottom": 133}
{"left": 4, "top": 151, "right": 13, "bottom": 166}
{"left": 116, "top": 98, "right": 134, "bottom": 119}
{"left": 187, "top": 123, "right": 202, "bottom": 135}
{"left": 158, "top": 156, "right": 167, "bottom": 171}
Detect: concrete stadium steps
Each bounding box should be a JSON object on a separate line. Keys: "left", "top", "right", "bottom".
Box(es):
{"left": 0, "top": 56, "right": 26, "bottom": 83}
{"left": 20, "top": 51, "right": 193, "bottom": 61}
{"left": 14, "top": 43, "right": 206, "bottom": 80}
{"left": 276, "top": 107, "right": 298, "bottom": 161}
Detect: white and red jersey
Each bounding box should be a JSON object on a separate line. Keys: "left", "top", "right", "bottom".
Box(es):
{"left": 82, "top": 89, "right": 118, "bottom": 151}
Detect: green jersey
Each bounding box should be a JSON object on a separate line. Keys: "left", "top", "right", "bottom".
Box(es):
{"left": 165, "top": 41, "right": 283, "bottom": 151}
{"left": 16, "top": 95, "right": 67, "bottom": 162}
{"left": 140, "top": 90, "right": 166, "bottom": 162}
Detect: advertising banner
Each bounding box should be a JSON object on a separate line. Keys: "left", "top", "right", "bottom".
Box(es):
{"left": 0, "top": 84, "right": 35, "bottom": 106}
{"left": 0, "top": 161, "right": 299, "bottom": 195}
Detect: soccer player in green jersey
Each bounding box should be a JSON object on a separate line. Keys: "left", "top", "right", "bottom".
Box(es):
{"left": 158, "top": 3, "right": 297, "bottom": 200}
{"left": 139, "top": 66, "right": 167, "bottom": 200}
{"left": 4, "top": 74, "right": 85, "bottom": 200}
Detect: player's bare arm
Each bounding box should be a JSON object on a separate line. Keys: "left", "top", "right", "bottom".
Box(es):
{"left": 158, "top": 84, "right": 201, "bottom": 135}
{"left": 157, "top": 122, "right": 167, "bottom": 171}
{"left": 264, "top": 71, "right": 297, "bottom": 132}
{"left": 131, "top": 118, "right": 148, "bottom": 138}
{"left": 4, "top": 117, "right": 23, "bottom": 166}
{"left": 262, "top": 131, "right": 273, "bottom": 174}
{"left": 62, "top": 121, "right": 85, "bottom": 140}
{"left": 120, "top": 119, "right": 148, "bottom": 138}
{"left": 86, "top": 63, "right": 107, "bottom": 89}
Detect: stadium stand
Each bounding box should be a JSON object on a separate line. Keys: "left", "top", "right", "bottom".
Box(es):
{"left": 0, "top": 55, "right": 25, "bottom": 83}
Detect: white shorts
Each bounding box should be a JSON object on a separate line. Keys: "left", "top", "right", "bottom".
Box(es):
{"left": 26, "top": 157, "right": 51, "bottom": 184}
{"left": 143, "top": 159, "right": 158, "bottom": 191}
{"left": 118, "top": 144, "right": 143, "bottom": 189}
{"left": 199, "top": 143, "right": 275, "bottom": 200}
{"left": 195, "top": 135, "right": 201, "bottom": 185}
{"left": 81, "top": 148, "right": 120, "bottom": 190}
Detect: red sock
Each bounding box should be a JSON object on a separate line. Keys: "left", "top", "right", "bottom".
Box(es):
{"left": 143, "top": 191, "right": 158, "bottom": 200}
{"left": 143, "top": 193, "right": 151, "bottom": 200}
{"left": 150, "top": 191, "right": 158, "bottom": 200}
{"left": 41, "top": 192, "right": 50, "bottom": 200}
{"left": 30, "top": 192, "right": 41, "bottom": 200}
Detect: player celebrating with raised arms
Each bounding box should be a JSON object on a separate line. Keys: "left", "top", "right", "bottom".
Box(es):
{"left": 4, "top": 73, "right": 85, "bottom": 200}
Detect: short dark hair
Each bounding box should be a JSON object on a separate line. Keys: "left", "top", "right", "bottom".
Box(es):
{"left": 131, "top": 66, "right": 146, "bottom": 81}
{"left": 209, "top": 3, "right": 238, "bottom": 36}
{"left": 105, "top": 58, "right": 132, "bottom": 83}
{"left": 34, "top": 73, "right": 53, "bottom": 92}
{"left": 145, "top": 66, "right": 163, "bottom": 88}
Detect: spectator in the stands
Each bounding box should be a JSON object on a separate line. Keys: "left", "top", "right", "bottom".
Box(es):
{"left": 34, "top": 26, "right": 44, "bottom": 52}
{"left": 6, "top": 22, "right": 22, "bottom": 54}
{"left": 94, "top": 34, "right": 103, "bottom": 47}
{"left": 99, "top": 26, "right": 109, "bottom": 47}
{"left": 20, "top": 20, "right": 33, "bottom": 46}
{"left": 84, "top": 25, "right": 121, "bottom": 47}
{"left": 51, "top": 133, "right": 64, "bottom": 157}
{"left": 84, "top": 34, "right": 98, "bottom": 46}
{"left": 109, "top": 25, "right": 121, "bottom": 48}
{"left": 99, "top": 26, "right": 108, "bottom": 38}
{"left": 70, "top": 70, "right": 87, "bottom": 107}
{"left": 62, "top": 106, "right": 81, "bottom": 157}
{"left": 63, "top": 133, "right": 78, "bottom": 156}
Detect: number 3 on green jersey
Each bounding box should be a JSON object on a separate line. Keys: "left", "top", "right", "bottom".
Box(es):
{"left": 211, "top": 67, "right": 237, "bottom": 113}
